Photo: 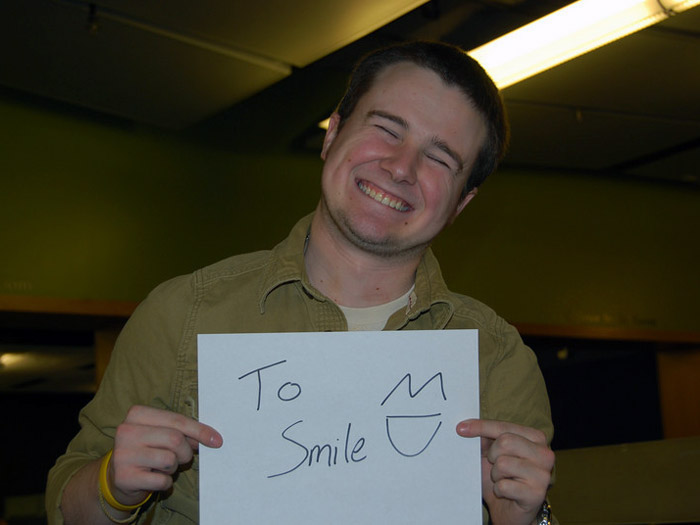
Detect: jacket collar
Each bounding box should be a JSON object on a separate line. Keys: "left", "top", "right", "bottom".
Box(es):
{"left": 258, "top": 212, "right": 455, "bottom": 326}
{"left": 258, "top": 213, "right": 316, "bottom": 313}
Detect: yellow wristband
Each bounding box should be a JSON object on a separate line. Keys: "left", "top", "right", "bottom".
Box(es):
{"left": 99, "top": 449, "right": 153, "bottom": 512}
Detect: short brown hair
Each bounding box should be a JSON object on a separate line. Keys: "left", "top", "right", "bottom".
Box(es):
{"left": 335, "top": 41, "right": 509, "bottom": 198}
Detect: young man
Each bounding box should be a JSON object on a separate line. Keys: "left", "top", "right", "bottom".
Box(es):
{"left": 47, "top": 42, "right": 555, "bottom": 525}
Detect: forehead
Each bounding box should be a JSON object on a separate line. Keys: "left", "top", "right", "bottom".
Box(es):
{"left": 356, "top": 62, "right": 486, "bottom": 156}
{"left": 362, "top": 61, "right": 472, "bottom": 109}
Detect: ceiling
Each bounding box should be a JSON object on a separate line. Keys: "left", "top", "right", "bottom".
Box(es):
{"left": 1, "top": 0, "right": 698, "bottom": 186}
{"left": 0, "top": 0, "right": 699, "bottom": 391}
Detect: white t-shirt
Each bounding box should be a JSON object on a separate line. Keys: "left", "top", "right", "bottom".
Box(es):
{"left": 337, "top": 286, "right": 416, "bottom": 331}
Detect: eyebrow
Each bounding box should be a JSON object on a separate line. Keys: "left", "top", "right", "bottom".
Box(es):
{"left": 431, "top": 137, "right": 464, "bottom": 173}
{"left": 366, "top": 109, "right": 408, "bottom": 130}
{"left": 366, "top": 109, "right": 464, "bottom": 173}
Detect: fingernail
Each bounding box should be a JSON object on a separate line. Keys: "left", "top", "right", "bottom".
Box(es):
{"left": 210, "top": 433, "right": 223, "bottom": 447}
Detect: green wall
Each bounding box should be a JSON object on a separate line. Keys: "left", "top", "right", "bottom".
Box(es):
{"left": 0, "top": 95, "right": 322, "bottom": 300}
{"left": 2, "top": 93, "right": 698, "bottom": 332}
{"left": 433, "top": 170, "right": 700, "bottom": 332}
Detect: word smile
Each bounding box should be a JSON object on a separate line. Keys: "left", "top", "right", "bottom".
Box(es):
{"left": 268, "top": 420, "right": 366, "bottom": 478}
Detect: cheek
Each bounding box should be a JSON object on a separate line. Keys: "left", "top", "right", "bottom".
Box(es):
{"left": 420, "top": 176, "right": 463, "bottom": 219}
{"left": 420, "top": 171, "right": 452, "bottom": 202}
{"left": 352, "top": 136, "right": 394, "bottom": 161}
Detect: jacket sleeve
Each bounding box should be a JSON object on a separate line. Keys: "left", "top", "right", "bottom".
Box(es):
{"left": 479, "top": 317, "right": 558, "bottom": 525}
{"left": 479, "top": 316, "right": 554, "bottom": 444}
{"left": 45, "top": 275, "right": 194, "bottom": 524}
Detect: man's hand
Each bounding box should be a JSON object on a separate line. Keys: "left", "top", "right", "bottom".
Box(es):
{"left": 108, "top": 405, "right": 223, "bottom": 506}
{"left": 456, "top": 419, "right": 554, "bottom": 525}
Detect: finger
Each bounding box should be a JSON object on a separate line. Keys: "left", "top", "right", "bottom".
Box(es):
{"left": 491, "top": 436, "right": 555, "bottom": 474}
{"left": 487, "top": 441, "right": 555, "bottom": 497}
{"left": 113, "top": 463, "right": 177, "bottom": 494}
{"left": 136, "top": 470, "right": 177, "bottom": 493}
{"left": 491, "top": 477, "right": 547, "bottom": 511}
{"left": 490, "top": 454, "right": 542, "bottom": 484}
{"left": 485, "top": 432, "right": 539, "bottom": 464}
{"left": 108, "top": 448, "right": 177, "bottom": 504}
{"left": 132, "top": 448, "right": 182, "bottom": 476}
{"left": 456, "top": 419, "right": 546, "bottom": 445}
{"left": 125, "top": 405, "right": 223, "bottom": 448}
{"left": 115, "top": 422, "right": 195, "bottom": 466}
{"left": 479, "top": 436, "right": 495, "bottom": 456}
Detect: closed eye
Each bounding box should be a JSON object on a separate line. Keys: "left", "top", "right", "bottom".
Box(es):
{"left": 376, "top": 124, "right": 399, "bottom": 139}
{"left": 426, "top": 153, "right": 451, "bottom": 169}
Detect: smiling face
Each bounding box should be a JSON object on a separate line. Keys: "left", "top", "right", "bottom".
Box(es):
{"left": 317, "top": 61, "right": 487, "bottom": 259}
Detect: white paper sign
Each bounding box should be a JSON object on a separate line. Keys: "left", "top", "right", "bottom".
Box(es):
{"left": 198, "top": 330, "right": 480, "bottom": 524}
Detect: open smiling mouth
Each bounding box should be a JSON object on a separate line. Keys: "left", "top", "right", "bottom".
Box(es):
{"left": 357, "top": 180, "right": 411, "bottom": 212}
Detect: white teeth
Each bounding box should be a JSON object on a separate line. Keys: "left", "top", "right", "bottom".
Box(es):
{"left": 358, "top": 181, "right": 409, "bottom": 212}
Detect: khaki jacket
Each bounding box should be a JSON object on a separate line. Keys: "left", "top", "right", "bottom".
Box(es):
{"left": 47, "top": 213, "right": 553, "bottom": 524}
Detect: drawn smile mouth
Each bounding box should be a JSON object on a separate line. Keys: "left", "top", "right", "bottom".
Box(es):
{"left": 357, "top": 180, "right": 411, "bottom": 212}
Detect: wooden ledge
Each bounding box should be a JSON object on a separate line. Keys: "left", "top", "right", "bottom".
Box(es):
{"left": 1, "top": 295, "right": 698, "bottom": 344}
{"left": 0, "top": 294, "right": 138, "bottom": 318}
{"left": 549, "top": 437, "right": 700, "bottom": 523}
{"left": 514, "top": 322, "right": 700, "bottom": 344}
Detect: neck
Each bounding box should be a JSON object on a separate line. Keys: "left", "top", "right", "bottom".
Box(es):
{"left": 304, "top": 207, "right": 422, "bottom": 308}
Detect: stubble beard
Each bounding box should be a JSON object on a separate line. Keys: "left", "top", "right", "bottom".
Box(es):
{"left": 323, "top": 199, "right": 429, "bottom": 261}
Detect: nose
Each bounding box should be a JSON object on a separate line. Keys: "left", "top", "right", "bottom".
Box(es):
{"left": 380, "top": 143, "right": 418, "bottom": 184}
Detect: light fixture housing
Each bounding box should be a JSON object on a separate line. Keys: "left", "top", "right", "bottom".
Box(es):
{"left": 468, "top": 0, "right": 700, "bottom": 89}
{"left": 318, "top": 0, "right": 699, "bottom": 129}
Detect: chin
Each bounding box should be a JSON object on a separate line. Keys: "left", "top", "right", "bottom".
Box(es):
{"left": 344, "top": 219, "right": 428, "bottom": 259}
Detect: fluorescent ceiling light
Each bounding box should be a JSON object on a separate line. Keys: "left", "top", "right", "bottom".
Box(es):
{"left": 468, "top": 0, "right": 700, "bottom": 89}
{"left": 319, "top": 0, "right": 699, "bottom": 128}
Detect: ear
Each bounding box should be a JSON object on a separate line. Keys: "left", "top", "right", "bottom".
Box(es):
{"left": 448, "top": 187, "right": 478, "bottom": 225}
{"left": 320, "top": 113, "right": 341, "bottom": 161}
